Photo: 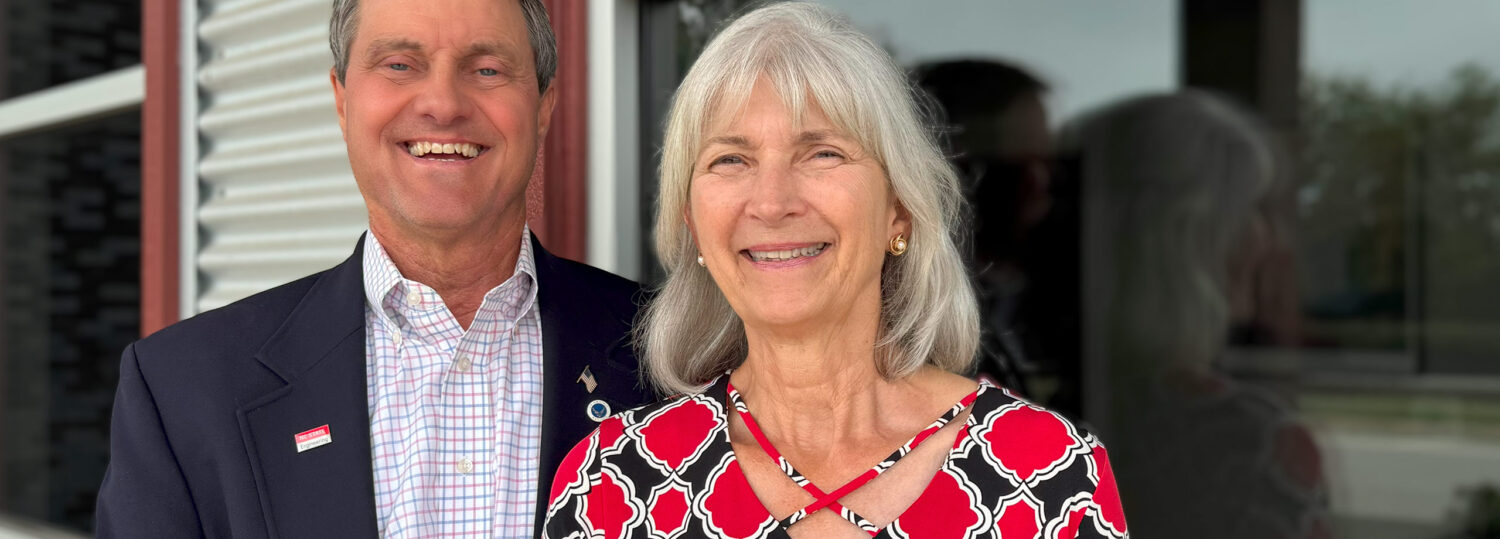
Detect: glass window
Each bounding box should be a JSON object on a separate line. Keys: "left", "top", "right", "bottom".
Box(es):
{"left": 1301, "top": 0, "right": 1500, "bottom": 376}
{"left": 820, "top": 0, "right": 1176, "bottom": 124}
{"left": 2, "top": 0, "right": 141, "bottom": 99}
{"left": 0, "top": 111, "right": 140, "bottom": 534}
{"left": 2, "top": 0, "right": 142, "bottom": 532}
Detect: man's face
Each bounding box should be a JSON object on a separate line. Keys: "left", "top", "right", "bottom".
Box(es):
{"left": 332, "top": 0, "right": 555, "bottom": 238}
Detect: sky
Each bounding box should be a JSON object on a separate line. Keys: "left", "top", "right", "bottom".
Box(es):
{"left": 1304, "top": 0, "right": 1500, "bottom": 88}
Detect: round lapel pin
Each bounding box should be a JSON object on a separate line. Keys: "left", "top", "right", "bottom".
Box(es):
{"left": 586, "top": 399, "right": 611, "bottom": 422}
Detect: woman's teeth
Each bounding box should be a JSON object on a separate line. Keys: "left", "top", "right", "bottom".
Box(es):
{"left": 748, "top": 243, "right": 829, "bottom": 262}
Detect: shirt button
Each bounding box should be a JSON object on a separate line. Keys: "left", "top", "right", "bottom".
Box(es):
{"left": 392, "top": 332, "right": 403, "bottom": 346}
{"left": 456, "top": 457, "right": 473, "bottom": 475}
{"left": 405, "top": 290, "right": 422, "bottom": 308}
{"left": 454, "top": 354, "right": 472, "bottom": 372}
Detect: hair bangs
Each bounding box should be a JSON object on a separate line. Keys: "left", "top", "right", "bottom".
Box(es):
{"left": 691, "top": 18, "right": 885, "bottom": 170}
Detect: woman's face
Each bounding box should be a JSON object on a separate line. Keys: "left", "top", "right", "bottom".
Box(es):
{"left": 688, "top": 79, "right": 907, "bottom": 333}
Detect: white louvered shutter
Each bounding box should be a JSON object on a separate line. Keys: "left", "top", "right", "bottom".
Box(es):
{"left": 192, "top": 0, "right": 366, "bottom": 312}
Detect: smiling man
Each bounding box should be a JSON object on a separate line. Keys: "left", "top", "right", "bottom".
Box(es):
{"left": 95, "top": 1, "right": 652, "bottom": 537}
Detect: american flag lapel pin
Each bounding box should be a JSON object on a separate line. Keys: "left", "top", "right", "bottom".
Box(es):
{"left": 294, "top": 424, "right": 332, "bottom": 453}
{"left": 577, "top": 366, "right": 598, "bottom": 393}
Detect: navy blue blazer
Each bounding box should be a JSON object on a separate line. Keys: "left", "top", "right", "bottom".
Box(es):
{"left": 96, "top": 235, "right": 654, "bottom": 538}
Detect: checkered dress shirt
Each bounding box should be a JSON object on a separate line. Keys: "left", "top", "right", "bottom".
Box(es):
{"left": 363, "top": 229, "right": 544, "bottom": 537}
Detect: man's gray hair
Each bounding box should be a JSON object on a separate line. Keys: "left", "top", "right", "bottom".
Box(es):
{"left": 639, "top": 1, "right": 980, "bottom": 396}
{"left": 329, "top": 0, "right": 558, "bottom": 93}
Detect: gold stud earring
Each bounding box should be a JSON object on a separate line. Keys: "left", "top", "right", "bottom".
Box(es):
{"left": 888, "top": 234, "right": 908, "bottom": 256}
{"left": 697, "top": 254, "right": 706, "bottom": 266}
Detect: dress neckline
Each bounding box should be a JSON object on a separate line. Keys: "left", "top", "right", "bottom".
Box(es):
{"left": 721, "top": 376, "right": 985, "bottom": 534}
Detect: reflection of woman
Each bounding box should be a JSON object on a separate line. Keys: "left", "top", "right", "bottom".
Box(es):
{"left": 544, "top": 3, "right": 1126, "bottom": 538}
{"left": 1073, "top": 92, "right": 1325, "bottom": 539}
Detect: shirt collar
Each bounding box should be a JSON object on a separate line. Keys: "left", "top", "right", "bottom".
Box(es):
{"left": 361, "top": 226, "right": 539, "bottom": 330}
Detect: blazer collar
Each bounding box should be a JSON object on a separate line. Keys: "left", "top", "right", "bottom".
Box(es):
{"left": 252, "top": 235, "right": 366, "bottom": 381}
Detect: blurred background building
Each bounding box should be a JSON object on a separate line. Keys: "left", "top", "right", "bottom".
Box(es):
{"left": 2, "top": 0, "right": 1498, "bottom": 537}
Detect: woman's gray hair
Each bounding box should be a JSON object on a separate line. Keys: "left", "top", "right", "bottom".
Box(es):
{"left": 329, "top": 0, "right": 557, "bottom": 93}
{"left": 639, "top": 1, "right": 979, "bottom": 396}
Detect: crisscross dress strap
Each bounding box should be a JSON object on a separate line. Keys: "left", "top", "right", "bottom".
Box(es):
{"left": 726, "top": 383, "right": 980, "bottom": 533}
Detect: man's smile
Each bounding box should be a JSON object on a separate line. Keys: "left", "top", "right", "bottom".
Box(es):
{"left": 402, "top": 140, "right": 488, "bottom": 160}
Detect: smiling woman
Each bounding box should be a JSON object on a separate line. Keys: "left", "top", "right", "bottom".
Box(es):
{"left": 543, "top": 2, "right": 1128, "bottom": 538}
{"left": 643, "top": 4, "right": 976, "bottom": 395}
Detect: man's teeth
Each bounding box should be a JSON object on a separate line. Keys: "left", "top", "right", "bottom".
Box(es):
{"left": 406, "top": 141, "right": 483, "bottom": 158}
{"left": 748, "top": 243, "right": 829, "bottom": 262}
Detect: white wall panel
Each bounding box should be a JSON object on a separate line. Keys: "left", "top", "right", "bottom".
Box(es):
{"left": 192, "top": 0, "right": 365, "bottom": 312}
{"left": 586, "top": 0, "right": 642, "bottom": 280}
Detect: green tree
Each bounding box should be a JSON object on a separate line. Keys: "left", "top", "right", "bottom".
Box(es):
{"left": 1299, "top": 66, "right": 1500, "bottom": 371}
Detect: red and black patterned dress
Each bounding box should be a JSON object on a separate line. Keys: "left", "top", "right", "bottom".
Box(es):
{"left": 544, "top": 375, "right": 1128, "bottom": 538}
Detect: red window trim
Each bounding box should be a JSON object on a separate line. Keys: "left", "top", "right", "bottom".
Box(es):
{"left": 533, "top": 0, "right": 590, "bottom": 262}
{"left": 141, "top": 0, "right": 180, "bottom": 336}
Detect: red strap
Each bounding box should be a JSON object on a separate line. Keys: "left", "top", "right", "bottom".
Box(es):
{"left": 736, "top": 401, "right": 852, "bottom": 515}
{"left": 737, "top": 406, "right": 784, "bottom": 462}
{"left": 729, "top": 381, "right": 980, "bottom": 525}
{"left": 801, "top": 469, "right": 879, "bottom": 515}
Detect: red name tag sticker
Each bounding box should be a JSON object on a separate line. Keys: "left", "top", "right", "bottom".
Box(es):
{"left": 294, "top": 425, "right": 332, "bottom": 453}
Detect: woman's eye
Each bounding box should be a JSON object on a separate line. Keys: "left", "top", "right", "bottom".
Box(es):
{"left": 814, "top": 149, "right": 844, "bottom": 160}
{"left": 713, "top": 155, "right": 745, "bottom": 166}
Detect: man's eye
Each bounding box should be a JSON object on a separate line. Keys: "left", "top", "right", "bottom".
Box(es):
{"left": 388, "top": 63, "right": 411, "bottom": 71}
{"left": 477, "top": 68, "right": 499, "bottom": 76}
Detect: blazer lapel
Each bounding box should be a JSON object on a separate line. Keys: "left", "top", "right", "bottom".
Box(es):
{"left": 237, "top": 237, "right": 378, "bottom": 538}
{"left": 531, "top": 237, "right": 648, "bottom": 527}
